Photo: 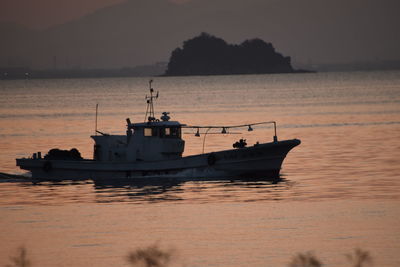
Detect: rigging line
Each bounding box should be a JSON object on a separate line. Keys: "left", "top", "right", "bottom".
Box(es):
{"left": 183, "top": 121, "right": 276, "bottom": 129}
{"left": 202, "top": 127, "right": 212, "bottom": 154}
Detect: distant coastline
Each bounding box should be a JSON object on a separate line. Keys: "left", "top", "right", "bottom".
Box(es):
{"left": 3, "top": 62, "right": 400, "bottom": 80}
{"left": 0, "top": 63, "right": 167, "bottom": 80}
{"left": 0, "top": 33, "right": 313, "bottom": 80}
{"left": 3, "top": 29, "right": 400, "bottom": 80}
{"left": 0, "top": 65, "right": 313, "bottom": 80}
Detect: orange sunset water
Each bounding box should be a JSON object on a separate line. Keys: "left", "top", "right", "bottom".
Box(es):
{"left": 1, "top": 71, "right": 400, "bottom": 266}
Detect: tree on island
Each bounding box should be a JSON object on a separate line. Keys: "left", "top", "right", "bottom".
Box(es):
{"left": 165, "top": 33, "right": 294, "bottom": 76}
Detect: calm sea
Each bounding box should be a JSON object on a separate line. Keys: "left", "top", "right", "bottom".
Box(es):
{"left": 0, "top": 71, "right": 399, "bottom": 266}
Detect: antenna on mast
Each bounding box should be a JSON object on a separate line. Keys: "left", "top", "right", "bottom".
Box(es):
{"left": 144, "top": 79, "right": 159, "bottom": 122}
{"left": 95, "top": 103, "right": 99, "bottom": 135}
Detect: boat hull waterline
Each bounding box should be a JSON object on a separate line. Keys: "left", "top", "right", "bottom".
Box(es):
{"left": 17, "top": 139, "right": 300, "bottom": 181}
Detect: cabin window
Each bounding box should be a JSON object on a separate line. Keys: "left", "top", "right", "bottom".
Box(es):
{"left": 162, "top": 127, "right": 181, "bottom": 138}
{"left": 145, "top": 128, "right": 160, "bottom": 137}
{"left": 171, "top": 127, "right": 181, "bottom": 138}
{"left": 144, "top": 128, "right": 153, "bottom": 137}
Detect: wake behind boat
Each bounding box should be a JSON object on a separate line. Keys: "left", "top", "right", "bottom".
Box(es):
{"left": 16, "top": 80, "right": 300, "bottom": 181}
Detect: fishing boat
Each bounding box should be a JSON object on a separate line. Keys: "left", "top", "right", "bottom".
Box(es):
{"left": 16, "top": 80, "right": 300, "bottom": 181}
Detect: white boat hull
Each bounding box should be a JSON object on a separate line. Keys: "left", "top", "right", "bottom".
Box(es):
{"left": 16, "top": 139, "right": 300, "bottom": 181}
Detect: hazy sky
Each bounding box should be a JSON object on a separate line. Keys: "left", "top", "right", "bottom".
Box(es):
{"left": 1, "top": 0, "right": 399, "bottom": 69}
{"left": 0, "top": 0, "right": 125, "bottom": 29}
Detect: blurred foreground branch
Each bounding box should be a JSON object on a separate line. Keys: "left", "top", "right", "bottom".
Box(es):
{"left": 127, "top": 244, "right": 174, "bottom": 267}
{"left": 346, "top": 248, "right": 373, "bottom": 267}
{"left": 5, "top": 247, "right": 31, "bottom": 267}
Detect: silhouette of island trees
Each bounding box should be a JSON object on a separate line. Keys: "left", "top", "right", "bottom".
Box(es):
{"left": 165, "top": 33, "right": 294, "bottom": 76}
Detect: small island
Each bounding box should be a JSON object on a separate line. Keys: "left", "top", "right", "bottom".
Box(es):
{"left": 165, "top": 33, "right": 297, "bottom": 76}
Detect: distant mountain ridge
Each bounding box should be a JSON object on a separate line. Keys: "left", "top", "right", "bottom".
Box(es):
{"left": 165, "top": 33, "right": 294, "bottom": 76}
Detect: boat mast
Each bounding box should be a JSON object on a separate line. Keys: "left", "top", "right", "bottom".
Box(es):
{"left": 144, "top": 79, "right": 159, "bottom": 122}
{"left": 95, "top": 103, "right": 98, "bottom": 135}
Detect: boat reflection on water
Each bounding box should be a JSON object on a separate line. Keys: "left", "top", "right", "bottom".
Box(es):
{"left": 3, "top": 174, "right": 292, "bottom": 204}
{"left": 93, "top": 175, "right": 290, "bottom": 203}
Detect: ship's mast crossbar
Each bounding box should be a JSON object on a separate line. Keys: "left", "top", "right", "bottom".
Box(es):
{"left": 185, "top": 121, "right": 279, "bottom": 153}
{"left": 144, "top": 79, "right": 159, "bottom": 122}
